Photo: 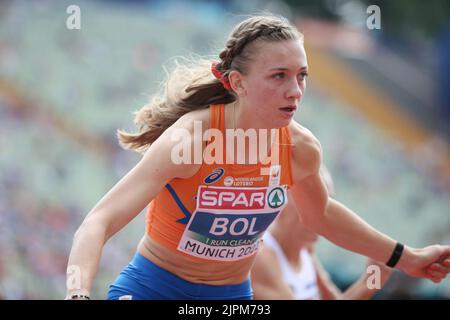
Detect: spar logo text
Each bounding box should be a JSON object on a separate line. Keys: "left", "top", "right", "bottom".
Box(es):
{"left": 198, "top": 186, "right": 267, "bottom": 210}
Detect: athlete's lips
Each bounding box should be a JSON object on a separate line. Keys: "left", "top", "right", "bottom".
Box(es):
{"left": 278, "top": 105, "right": 297, "bottom": 112}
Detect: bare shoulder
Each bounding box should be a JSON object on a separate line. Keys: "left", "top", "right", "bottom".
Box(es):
{"left": 288, "top": 120, "right": 321, "bottom": 153}
{"left": 305, "top": 243, "right": 316, "bottom": 255}
{"left": 251, "top": 244, "right": 282, "bottom": 281}
{"left": 255, "top": 243, "right": 279, "bottom": 266}
{"left": 288, "top": 120, "right": 322, "bottom": 181}
{"left": 172, "top": 107, "right": 211, "bottom": 131}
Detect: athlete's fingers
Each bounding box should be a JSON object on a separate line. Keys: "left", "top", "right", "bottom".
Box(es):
{"left": 431, "top": 277, "right": 442, "bottom": 284}
{"left": 426, "top": 269, "right": 445, "bottom": 281}
{"left": 442, "top": 258, "right": 450, "bottom": 268}
{"left": 428, "top": 263, "right": 448, "bottom": 274}
{"left": 425, "top": 271, "right": 442, "bottom": 283}
{"left": 428, "top": 262, "right": 450, "bottom": 279}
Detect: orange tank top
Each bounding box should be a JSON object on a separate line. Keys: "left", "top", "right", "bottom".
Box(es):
{"left": 146, "top": 104, "right": 293, "bottom": 262}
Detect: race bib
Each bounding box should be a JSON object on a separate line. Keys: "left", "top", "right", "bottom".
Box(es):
{"left": 177, "top": 185, "right": 288, "bottom": 261}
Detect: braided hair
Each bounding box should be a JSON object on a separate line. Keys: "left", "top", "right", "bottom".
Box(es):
{"left": 118, "top": 14, "right": 303, "bottom": 153}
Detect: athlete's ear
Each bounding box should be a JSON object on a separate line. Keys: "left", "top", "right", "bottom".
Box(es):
{"left": 228, "top": 70, "right": 247, "bottom": 97}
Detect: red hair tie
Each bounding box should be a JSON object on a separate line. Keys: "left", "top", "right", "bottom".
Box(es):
{"left": 211, "top": 62, "right": 232, "bottom": 91}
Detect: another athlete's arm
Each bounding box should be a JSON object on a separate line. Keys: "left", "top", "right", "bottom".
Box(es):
{"left": 250, "top": 246, "right": 295, "bottom": 300}
{"left": 340, "top": 259, "right": 393, "bottom": 300}
{"left": 306, "top": 245, "right": 342, "bottom": 300}
{"left": 310, "top": 246, "right": 392, "bottom": 299}
{"left": 65, "top": 114, "right": 200, "bottom": 299}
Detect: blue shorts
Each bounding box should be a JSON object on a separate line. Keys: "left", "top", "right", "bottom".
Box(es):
{"left": 107, "top": 253, "right": 253, "bottom": 300}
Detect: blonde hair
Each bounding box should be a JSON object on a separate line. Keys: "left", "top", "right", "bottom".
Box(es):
{"left": 118, "top": 14, "right": 303, "bottom": 153}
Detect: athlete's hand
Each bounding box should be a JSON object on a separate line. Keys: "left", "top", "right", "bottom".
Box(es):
{"left": 398, "top": 245, "right": 450, "bottom": 283}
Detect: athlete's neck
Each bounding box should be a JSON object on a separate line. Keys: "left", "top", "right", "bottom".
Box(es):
{"left": 227, "top": 101, "right": 271, "bottom": 131}
{"left": 224, "top": 102, "right": 276, "bottom": 165}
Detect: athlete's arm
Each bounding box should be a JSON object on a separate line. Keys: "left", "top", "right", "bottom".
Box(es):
{"left": 65, "top": 113, "right": 202, "bottom": 299}
{"left": 340, "top": 258, "right": 393, "bottom": 300}
{"left": 307, "top": 245, "right": 343, "bottom": 300}
{"left": 250, "top": 246, "right": 295, "bottom": 300}
{"left": 288, "top": 122, "right": 450, "bottom": 283}
{"left": 310, "top": 248, "right": 392, "bottom": 300}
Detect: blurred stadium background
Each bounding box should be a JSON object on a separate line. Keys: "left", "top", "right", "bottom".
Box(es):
{"left": 0, "top": 0, "right": 449, "bottom": 299}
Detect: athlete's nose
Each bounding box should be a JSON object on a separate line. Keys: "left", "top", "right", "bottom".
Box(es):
{"left": 286, "top": 78, "right": 303, "bottom": 101}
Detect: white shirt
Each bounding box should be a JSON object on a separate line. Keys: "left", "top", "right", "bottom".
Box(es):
{"left": 263, "top": 233, "right": 320, "bottom": 300}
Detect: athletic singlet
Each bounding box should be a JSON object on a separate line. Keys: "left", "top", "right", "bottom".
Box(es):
{"left": 146, "top": 104, "right": 293, "bottom": 262}
{"left": 263, "top": 233, "right": 320, "bottom": 300}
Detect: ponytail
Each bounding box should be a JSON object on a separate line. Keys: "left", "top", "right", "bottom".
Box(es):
{"left": 117, "top": 58, "right": 235, "bottom": 153}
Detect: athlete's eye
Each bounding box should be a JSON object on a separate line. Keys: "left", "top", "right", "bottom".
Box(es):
{"left": 272, "top": 73, "right": 285, "bottom": 80}
{"left": 298, "top": 72, "right": 309, "bottom": 81}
